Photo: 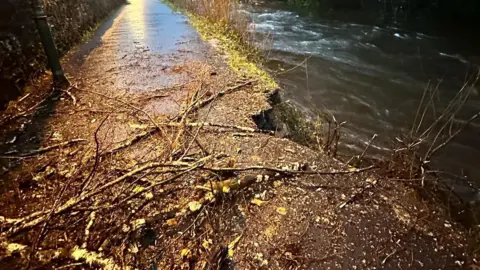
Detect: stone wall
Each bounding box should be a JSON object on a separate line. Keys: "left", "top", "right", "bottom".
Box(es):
{"left": 0, "top": 0, "right": 125, "bottom": 108}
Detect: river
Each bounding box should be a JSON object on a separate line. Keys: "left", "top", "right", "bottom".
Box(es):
{"left": 239, "top": 0, "right": 480, "bottom": 200}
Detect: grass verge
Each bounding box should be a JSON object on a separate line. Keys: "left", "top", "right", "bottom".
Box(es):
{"left": 162, "top": 0, "right": 277, "bottom": 90}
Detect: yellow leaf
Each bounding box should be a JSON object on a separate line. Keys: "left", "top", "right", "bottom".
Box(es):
{"left": 222, "top": 186, "right": 231, "bottom": 193}
{"left": 348, "top": 167, "right": 357, "bottom": 172}
{"left": 133, "top": 186, "right": 144, "bottom": 193}
{"left": 144, "top": 192, "right": 153, "bottom": 200}
{"left": 250, "top": 198, "right": 266, "bottom": 206}
{"left": 188, "top": 201, "right": 202, "bottom": 212}
{"left": 276, "top": 207, "right": 287, "bottom": 215}
{"left": 228, "top": 235, "right": 242, "bottom": 250}
{"left": 228, "top": 249, "right": 235, "bottom": 258}
{"left": 202, "top": 239, "right": 213, "bottom": 251}
{"left": 205, "top": 192, "right": 214, "bottom": 201}
{"left": 366, "top": 178, "right": 377, "bottom": 184}
{"left": 133, "top": 219, "right": 145, "bottom": 230}
{"left": 181, "top": 248, "right": 191, "bottom": 258}
{"left": 273, "top": 180, "right": 282, "bottom": 187}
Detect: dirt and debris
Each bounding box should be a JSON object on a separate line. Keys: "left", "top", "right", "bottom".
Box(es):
{"left": 0, "top": 0, "right": 478, "bottom": 269}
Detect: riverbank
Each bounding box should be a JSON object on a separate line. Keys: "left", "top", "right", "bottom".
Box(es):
{"left": 0, "top": 0, "right": 477, "bottom": 268}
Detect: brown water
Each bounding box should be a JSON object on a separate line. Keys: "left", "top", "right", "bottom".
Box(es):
{"left": 241, "top": 1, "right": 480, "bottom": 200}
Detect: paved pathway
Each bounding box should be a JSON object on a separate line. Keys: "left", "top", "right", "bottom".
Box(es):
{"left": 65, "top": 0, "right": 208, "bottom": 94}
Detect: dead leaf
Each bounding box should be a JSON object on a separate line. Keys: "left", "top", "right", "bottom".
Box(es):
{"left": 227, "top": 235, "right": 242, "bottom": 258}
{"left": 166, "top": 218, "right": 177, "bottom": 226}
{"left": 250, "top": 198, "right": 266, "bottom": 206}
{"left": 181, "top": 248, "right": 191, "bottom": 259}
{"left": 188, "top": 201, "right": 202, "bottom": 212}
{"left": 276, "top": 207, "right": 287, "bottom": 215}
{"left": 202, "top": 239, "right": 213, "bottom": 251}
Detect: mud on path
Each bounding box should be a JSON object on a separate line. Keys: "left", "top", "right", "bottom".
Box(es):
{"left": 0, "top": 0, "right": 476, "bottom": 269}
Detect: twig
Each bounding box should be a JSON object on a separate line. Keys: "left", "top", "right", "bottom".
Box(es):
{"left": 425, "top": 111, "right": 480, "bottom": 160}
{"left": 347, "top": 134, "right": 377, "bottom": 164}
{"left": 80, "top": 116, "right": 109, "bottom": 192}
{"left": 104, "top": 128, "right": 158, "bottom": 156}
{"left": 276, "top": 55, "right": 312, "bottom": 75}
{"left": 73, "top": 86, "right": 172, "bottom": 146}
{"left": 82, "top": 212, "right": 96, "bottom": 248}
{"left": 17, "top": 93, "right": 31, "bottom": 103}
{"left": 171, "top": 85, "right": 203, "bottom": 160}
{"left": 382, "top": 248, "right": 404, "bottom": 265}
{"left": 61, "top": 88, "right": 77, "bottom": 105}
{"left": 0, "top": 139, "right": 87, "bottom": 158}
{"left": 186, "top": 80, "right": 255, "bottom": 115}
{"left": 27, "top": 156, "right": 82, "bottom": 268}
{"left": 138, "top": 94, "right": 169, "bottom": 102}
{"left": 338, "top": 178, "right": 376, "bottom": 209}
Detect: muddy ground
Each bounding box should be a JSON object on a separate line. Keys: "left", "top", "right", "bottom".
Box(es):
{"left": 0, "top": 0, "right": 478, "bottom": 269}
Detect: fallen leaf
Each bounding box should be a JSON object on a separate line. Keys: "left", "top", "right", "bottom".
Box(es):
{"left": 205, "top": 192, "right": 214, "bottom": 201}
{"left": 166, "top": 218, "right": 177, "bottom": 226}
{"left": 276, "top": 207, "right": 287, "bottom": 215}
{"left": 366, "top": 177, "right": 377, "bottom": 184}
{"left": 188, "top": 201, "right": 202, "bottom": 212}
{"left": 251, "top": 198, "right": 266, "bottom": 206}
{"left": 133, "top": 219, "right": 145, "bottom": 230}
{"left": 348, "top": 167, "right": 357, "bottom": 172}
{"left": 202, "top": 239, "right": 213, "bottom": 251}
{"left": 181, "top": 248, "right": 191, "bottom": 259}
{"left": 133, "top": 186, "right": 144, "bottom": 193}
{"left": 144, "top": 192, "right": 153, "bottom": 200}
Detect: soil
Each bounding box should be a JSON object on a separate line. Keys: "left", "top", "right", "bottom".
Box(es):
{"left": 0, "top": 0, "right": 478, "bottom": 269}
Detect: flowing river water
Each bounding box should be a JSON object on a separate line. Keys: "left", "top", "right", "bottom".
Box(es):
{"left": 240, "top": 1, "right": 480, "bottom": 200}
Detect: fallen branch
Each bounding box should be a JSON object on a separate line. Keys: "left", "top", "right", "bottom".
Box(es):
{"left": 96, "top": 120, "right": 273, "bottom": 158}
{"left": 187, "top": 80, "right": 255, "bottom": 115}
{"left": 204, "top": 165, "right": 376, "bottom": 176}
{"left": 0, "top": 239, "right": 125, "bottom": 269}
{"left": 81, "top": 116, "right": 109, "bottom": 192}
{"left": 0, "top": 139, "right": 87, "bottom": 159}
{"left": 3, "top": 161, "right": 192, "bottom": 236}
{"left": 167, "top": 122, "right": 274, "bottom": 135}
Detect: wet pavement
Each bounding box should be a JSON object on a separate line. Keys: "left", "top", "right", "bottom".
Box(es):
{"left": 64, "top": 0, "right": 209, "bottom": 94}
{"left": 54, "top": 0, "right": 218, "bottom": 149}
